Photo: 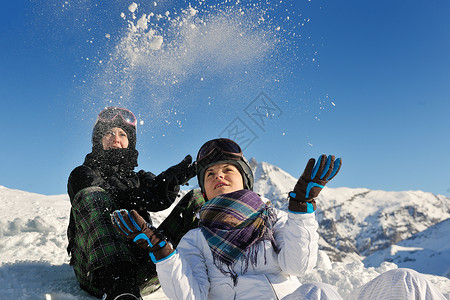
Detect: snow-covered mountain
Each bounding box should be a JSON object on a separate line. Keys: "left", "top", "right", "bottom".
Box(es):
{"left": 0, "top": 159, "right": 449, "bottom": 298}
{"left": 250, "top": 159, "right": 450, "bottom": 276}
{"left": 363, "top": 218, "right": 450, "bottom": 278}
{"left": 250, "top": 158, "right": 297, "bottom": 206}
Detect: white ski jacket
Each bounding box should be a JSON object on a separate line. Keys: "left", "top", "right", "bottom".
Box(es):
{"left": 156, "top": 210, "right": 319, "bottom": 300}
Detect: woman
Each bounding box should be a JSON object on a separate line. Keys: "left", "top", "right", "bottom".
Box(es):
{"left": 67, "top": 107, "right": 196, "bottom": 299}
{"left": 112, "top": 138, "right": 446, "bottom": 299}
{"left": 112, "top": 138, "right": 341, "bottom": 299}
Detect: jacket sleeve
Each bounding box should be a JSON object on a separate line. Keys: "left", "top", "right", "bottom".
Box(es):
{"left": 157, "top": 189, "right": 205, "bottom": 247}
{"left": 274, "top": 210, "right": 319, "bottom": 275}
{"left": 66, "top": 165, "right": 106, "bottom": 257}
{"left": 155, "top": 229, "right": 210, "bottom": 300}
{"left": 138, "top": 170, "right": 180, "bottom": 212}
{"left": 67, "top": 165, "right": 105, "bottom": 201}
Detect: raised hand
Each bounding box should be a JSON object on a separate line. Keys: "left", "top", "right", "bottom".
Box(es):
{"left": 288, "top": 155, "right": 342, "bottom": 213}
{"left": 163, "top": 155, "right": 197, "bottom": 186}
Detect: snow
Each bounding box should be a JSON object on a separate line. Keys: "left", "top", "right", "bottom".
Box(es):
{"left": 187, "top": 7, "right": 198, "bottom": 17}
{"left": 0, "top": 185, "right": 168, "bottom": 299}
{"left": 103, "top": 1, "right": 280, "bottom": 107}
{"left": 2, "top": 1, "right": 444, "bottom": 297}
{"left": 136, "top": 14, "right": 148, "bottom": 30}
{"left": 1, "top": 160, "right": 449, "bottom": 299}
{"left": 128, "top": 3, "right": 138, "bottom": 13}
{"left": 250, "top": 162, "right": 450, "bottom": 276}
{"left": 389, "top": 245, "right": 424, "bottom": 255}
{"left": 364, "top": 218, "right": 450, "bottom": 278}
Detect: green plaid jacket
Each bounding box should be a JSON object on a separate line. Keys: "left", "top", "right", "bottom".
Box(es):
{"left": 70, "top": 187, "right": 159, "bottom": 297}
{"left": 70, "top": 187, "right": 205, "bottom": 297}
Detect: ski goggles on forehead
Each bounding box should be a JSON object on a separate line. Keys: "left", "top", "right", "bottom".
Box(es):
{"left": 98, "top": 107, "right": 137, "bottom": 127}
{"left": 197, "top": 138, "right": 243, "bottom": 162}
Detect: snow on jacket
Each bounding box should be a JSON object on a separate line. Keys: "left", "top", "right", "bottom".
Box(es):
{"left": 67, "top": 149, "right": 180, "bottom": 258}
{"left": 68, "top": 149, "right": 180, "bottom": 214}
{"left": 156, "top": 208, "right": 319, "bottom": 300}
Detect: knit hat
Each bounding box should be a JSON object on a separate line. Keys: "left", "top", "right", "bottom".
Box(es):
{"left": 91, "top": 107, "right": 137, "bottom": 152}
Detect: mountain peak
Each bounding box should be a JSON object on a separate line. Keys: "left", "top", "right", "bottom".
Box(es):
{"left": 249, "top": 159, "right": 297, "bottom": 209}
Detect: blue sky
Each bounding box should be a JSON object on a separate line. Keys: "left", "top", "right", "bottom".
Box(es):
{"left": 1, "top": 0, "right": 449, "bottom": 196}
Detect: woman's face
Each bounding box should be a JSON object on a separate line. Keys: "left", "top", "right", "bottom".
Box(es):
{"left": 102, "top": 127, "right": 129, "bottom": 150}
{"left": 204, "top": 163, "right": 244, "bottom": 200}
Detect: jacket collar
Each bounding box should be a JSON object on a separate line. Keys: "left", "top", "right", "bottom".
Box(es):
{"left": 84, "top": 148, "right": 138, "bottom": 172}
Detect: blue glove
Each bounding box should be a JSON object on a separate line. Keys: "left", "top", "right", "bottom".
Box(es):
{"left": 288, "top": 155, "right": 342, "bottom": 213}
{"left": 111, "top": 209, "right": 176, "bottom": 263}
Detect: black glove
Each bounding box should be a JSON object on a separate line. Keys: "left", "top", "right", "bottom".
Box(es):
{"left": 288, "top": 154, "right": 342, "bottom": 213}
{"left": 163, "top": 155, "right": 197, "bottom": 186}
{"left": 111, "top": 209, "right": 175, "bottom": 263}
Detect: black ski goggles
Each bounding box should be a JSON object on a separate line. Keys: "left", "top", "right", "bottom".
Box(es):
{"left": 196, "top": 138, "right": 243, "bottom": 162}
{"left": 97, "top": 107, "right": 137, "bottom": 127}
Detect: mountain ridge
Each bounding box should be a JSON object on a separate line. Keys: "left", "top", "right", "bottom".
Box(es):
{"left": 1, "top": 159, "right": 449, "bottom": 278}
{"left": 249, "top": 159, "right": 450, "bottom": 277}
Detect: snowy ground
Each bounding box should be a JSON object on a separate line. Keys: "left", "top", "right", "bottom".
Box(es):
{"left": 0, "top": 185, "right": 448, "bottom": 299}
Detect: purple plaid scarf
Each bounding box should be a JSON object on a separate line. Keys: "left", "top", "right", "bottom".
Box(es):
{"left": 199, "top": 189, "right": 278, "bottom": 284}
